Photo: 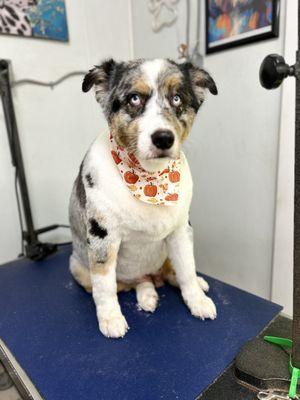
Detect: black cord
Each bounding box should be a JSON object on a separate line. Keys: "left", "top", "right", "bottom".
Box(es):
{"left": 14, "top": 169, "right": 24, "bottom": 257}
{"left": 54, "top": 225, "right": 71, "bottom": 246}
{"left": 56, "top": 241, "right": 72, "bottom": 246}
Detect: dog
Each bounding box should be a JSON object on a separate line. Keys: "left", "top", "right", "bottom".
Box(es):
{"left": 69, "top": 58, "right": 218, "bottom": 338}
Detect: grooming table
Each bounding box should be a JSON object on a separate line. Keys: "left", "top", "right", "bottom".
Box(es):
{"left": 0, "top": 245, "right": 281, "bottom": 400}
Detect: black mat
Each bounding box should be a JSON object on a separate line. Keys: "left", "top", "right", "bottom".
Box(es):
{"left": 199, "top": 315, "right": 292, "bottom": 399}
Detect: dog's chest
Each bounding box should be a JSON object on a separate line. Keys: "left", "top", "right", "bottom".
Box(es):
{"left": 87, "top": 135, "right": 193, "bottom": 242}
{"left": 120, "top": 202, "right": 182, "bottom": 243}
{"left": 105, "top": 171, "right": 191, "bottom": 243}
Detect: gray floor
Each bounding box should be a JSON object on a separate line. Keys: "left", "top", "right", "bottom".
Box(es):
{"left": 0, "top": 361, "right": 21, "bottom": 400}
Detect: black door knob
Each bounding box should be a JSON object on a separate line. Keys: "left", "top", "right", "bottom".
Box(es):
{"left": 259, "top": 54, "right": 295, "bottom": 89}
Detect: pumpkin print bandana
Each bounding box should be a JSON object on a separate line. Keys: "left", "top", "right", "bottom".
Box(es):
{"left": 109, "top": 134, "right": 181, "bottom": 206}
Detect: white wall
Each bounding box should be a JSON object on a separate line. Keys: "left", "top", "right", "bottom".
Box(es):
{"left": 0, "top": 0, "right": 132, "bottom": 263}
{"left": 131, "top": 0, "right": 286, "bottom": 300}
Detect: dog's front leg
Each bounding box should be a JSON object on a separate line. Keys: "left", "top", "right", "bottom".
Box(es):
{"left": 87, "top": 226, "right": 128, "bottom": 338}
{"left": 166, "top": 224, "right": 217, "bottom": 320}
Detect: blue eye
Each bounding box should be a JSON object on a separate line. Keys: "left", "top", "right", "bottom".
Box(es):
{"left": 172, "top": 94, "right": 182, "bottom": 106}
{"left": 129, "top": 94, "right": 141, "bottom": 106}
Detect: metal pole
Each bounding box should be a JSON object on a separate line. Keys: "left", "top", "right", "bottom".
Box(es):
{"left": 0, "top": 60, "right": 37, "bottom": 245}
{"left": 292, "top": 0, "right": 300, "bottom": 369}
{"left": 0, "top": 59, "right": 61, "bottom": 260}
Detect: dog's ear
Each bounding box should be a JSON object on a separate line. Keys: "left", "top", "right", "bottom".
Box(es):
{"left": 82, "top": 58, "right": 118, "bottom": 96}
{"left": 183, "top": 62, "right": 218, "bottom": 103}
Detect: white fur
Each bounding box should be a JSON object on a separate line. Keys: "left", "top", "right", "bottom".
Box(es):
{"left": 142, "top": 59, "right": 165, "bottom": 87}
{"left": 136, "top": 281, "right": 159, "bottom": 312}
{"left": 91, "top": 270, "right": 129, "bottom": 338}
{"left": 137, "top": 60, "right": 180, "bottom": 160}
{"left": 82, "top": 133, "right": 216, "bottom": 337}
{"left": 166, "top": 225, "right": 216, "bottom": 320}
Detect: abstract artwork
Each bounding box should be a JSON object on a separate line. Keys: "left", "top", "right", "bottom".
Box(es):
{"left": 206, "top": 0, "right": 279, "bottom": 53}
{"left": 0, "top": 0, "right": 68, "bottom": 41}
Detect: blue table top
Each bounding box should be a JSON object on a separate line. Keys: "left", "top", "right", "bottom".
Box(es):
{"left": 0, "top": 246, "right": 281, "bottom": 400}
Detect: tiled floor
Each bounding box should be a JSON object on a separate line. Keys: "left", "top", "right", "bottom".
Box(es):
{"left": 0, "top": 361, "right": 21, "bottom": 400}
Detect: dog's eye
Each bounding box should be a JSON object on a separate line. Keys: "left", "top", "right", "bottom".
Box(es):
{"left": 171, "top": 94, "right": 182, "bottom": 107}
{"left": 129, "top": 94, "right": 142, "bottom": 107}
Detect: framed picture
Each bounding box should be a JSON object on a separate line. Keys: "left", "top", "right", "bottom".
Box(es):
{"left": 0, "top": 0, "right": 68, "bottom": 42}
{"left": 206, "top": 0, "right": 280, "bottom": 54}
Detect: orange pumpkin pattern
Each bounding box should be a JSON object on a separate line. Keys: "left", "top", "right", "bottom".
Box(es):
{"left": 109, "top": 133, "right": 181, "bottom": 206}
{"left": 165, "top": 193, "right": 178, "bottom": 202}
{"left": 169, "top": 170, "right": 180, "bottom": 183}
{"left": 124, "top": 171, "right": 139, "bottom": 184}
{"left": 144, "top": 183, "right": 158, "bottom": 197}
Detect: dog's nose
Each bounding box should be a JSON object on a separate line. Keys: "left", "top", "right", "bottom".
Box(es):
{"left": 151, "top": 130, "right": 174, "bottom": 150}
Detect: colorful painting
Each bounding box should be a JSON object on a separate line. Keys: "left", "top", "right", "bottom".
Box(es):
{"left": 0, "top": 0, "right": 68, "bottom": 41}
{"left": 206, "top": 0, "right": 279, "bottom": 53}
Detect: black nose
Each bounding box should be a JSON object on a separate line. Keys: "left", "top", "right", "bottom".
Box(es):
{"left": 151, "top": 130, "right": 174, "bottom": 150}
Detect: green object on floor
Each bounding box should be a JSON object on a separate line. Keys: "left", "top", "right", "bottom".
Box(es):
{"left": 264, "top": 336, "right": 300, "bottom": 399}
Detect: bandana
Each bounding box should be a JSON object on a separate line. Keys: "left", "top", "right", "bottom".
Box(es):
{"left": 109, "top": 134, "right": 181, "bottom": 206}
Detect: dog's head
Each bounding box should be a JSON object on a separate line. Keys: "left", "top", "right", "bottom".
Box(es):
{"left": 83, "top": 59, "right": 217, "bottom": 160}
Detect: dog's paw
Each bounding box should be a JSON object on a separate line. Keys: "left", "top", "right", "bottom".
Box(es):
{"left": 137, "top": 292, "right": 158, "bottom": 312}
{"left": 136, "top": 284, "right": 159, "bottom": 313}
{"left": 197, "top": 276, "right": 209, "bottom": 292}
{"left": 187, "top": 293, "right": 217, "bottom": 320}
{"left": 99, "top": 314, "right": 129, "bottom": 338}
